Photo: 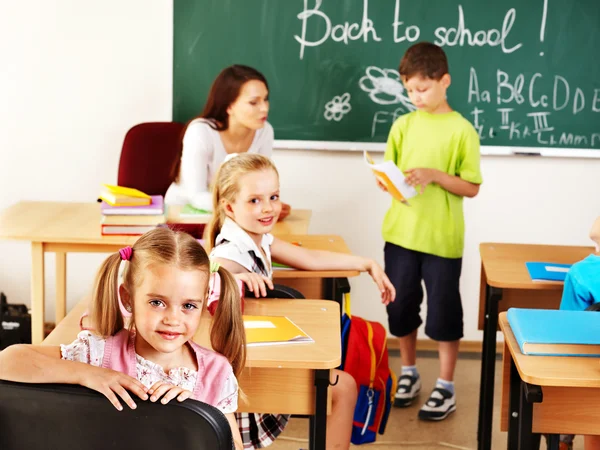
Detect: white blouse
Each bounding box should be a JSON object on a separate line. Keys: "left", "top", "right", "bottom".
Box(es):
{"left": 165, "top": 119, "right": 274, "bottom": 211}
{"left": 61, "top": 331, "right": 238, "bottom": 414}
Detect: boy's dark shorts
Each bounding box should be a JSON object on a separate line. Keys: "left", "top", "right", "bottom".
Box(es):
{"left": 384, "top": 242, "right": 463, "bottom": 341}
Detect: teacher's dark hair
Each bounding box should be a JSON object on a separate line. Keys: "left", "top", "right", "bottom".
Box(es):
{"left": 170, "top": 65, "right": 269, "bottom": 183}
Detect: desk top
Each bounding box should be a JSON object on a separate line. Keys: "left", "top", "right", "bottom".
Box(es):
{"left": 43, "top": 298, "right": 341, "bottom": 370}
{"left": 0, "top": 201, "right": 311, "bottom": 244}
{"left": 500, "top": 312, "right": 600, "bottom": 387}
{"left": 480, "top": 242, "right": 594, "bottom": 290}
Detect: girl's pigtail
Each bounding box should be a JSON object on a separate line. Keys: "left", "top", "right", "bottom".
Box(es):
{"left": 210, "top": 266, "right": 246, "bottom": 379}
{"left": 90, "top": 252, "right": 124, "bottom": 337}
{"left": 204, "top": 184, "right": 225, "bottom": 252}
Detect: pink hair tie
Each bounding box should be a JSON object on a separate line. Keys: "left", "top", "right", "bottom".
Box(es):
{"left": 119, "top": 246, "right": 133, "bottom": 261}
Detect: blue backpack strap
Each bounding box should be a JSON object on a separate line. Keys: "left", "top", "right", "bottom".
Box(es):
{"left": 340, "top": 313, "right": 352, "bottom": 370}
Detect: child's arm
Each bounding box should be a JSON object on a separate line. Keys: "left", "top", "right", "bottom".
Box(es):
{"left": 0, "top": 344, "right": 148, "bottom": 410}
{"left": 271, "top": 238, "right": 395, "bottom": 304}
{"left": 212, "top": 257, "right": 274, "bottom": 297}
{"left": 404, "top": 168, "right": 480, "bottom": 197}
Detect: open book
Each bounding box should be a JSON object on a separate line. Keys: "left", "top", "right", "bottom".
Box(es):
{"left": 243, "top": 315, "right": 314, "bottom": 347}
{"left": 364, "top": 151, "right": 417, "bottom": 205}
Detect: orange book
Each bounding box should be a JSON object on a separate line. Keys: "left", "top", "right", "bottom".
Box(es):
{"left": 243, "top": 315, "right": 314, "bottom": 347}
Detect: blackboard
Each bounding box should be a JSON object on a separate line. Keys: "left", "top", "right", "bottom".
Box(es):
{"left": 173, "top": 0, "right": 600, "bottom": 156}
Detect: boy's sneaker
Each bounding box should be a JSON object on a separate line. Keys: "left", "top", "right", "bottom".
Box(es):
{"left": 394, "top": 374, "right": 421, "bottom": 407}
{"left": 418, "top": 387, "right": 456, "bottom": 421}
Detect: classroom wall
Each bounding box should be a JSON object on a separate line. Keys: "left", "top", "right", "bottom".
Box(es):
{"left": 1, "top": 1, "right": 598, "bottom": 342}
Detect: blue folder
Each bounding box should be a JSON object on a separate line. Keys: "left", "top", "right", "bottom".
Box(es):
{"left": 507, "top": 308, "right": 600, "bottom": 356}
{"left": 525, "top": 262, "right": 572, "bottom": 282}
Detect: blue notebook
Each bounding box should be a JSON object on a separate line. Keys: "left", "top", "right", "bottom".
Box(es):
{"left": 507, "top": 308, "right": 600, "bottom": 356}
{"left": 525, "top": 262, "right": 572, "bottom": 282}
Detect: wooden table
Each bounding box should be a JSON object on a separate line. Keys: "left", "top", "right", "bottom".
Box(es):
{"left": 0, "top": 201, "right": 313, "bottom": 344}
{"left": 43, "top": 298, "right": 341, "bottom": 450}
{"left": 477, "top": 243, "right": 595, "bottom": 450}
{"left": 499, "top": 313, "right": 600, "bottom": 449}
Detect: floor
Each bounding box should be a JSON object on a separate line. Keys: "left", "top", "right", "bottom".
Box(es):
{"left": 268, "top": 351, "right": 584, "bottom": 449}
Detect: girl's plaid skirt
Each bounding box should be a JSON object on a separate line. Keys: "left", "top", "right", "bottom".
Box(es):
{"left": 235, "top": 412, "right": 290, "bottom": 448}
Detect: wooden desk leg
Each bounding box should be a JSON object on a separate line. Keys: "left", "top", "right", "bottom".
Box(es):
{"left": 477, "top": 285, "right": 503, "bottom": 450}
{"left": 309, "top": 369, "right": 329, "bottom": 450}
{"left": 31, "top": 242, "right": 45, "bottom": 344}
{"left": 55, "top": 252, "right": 67, "bottom": 325}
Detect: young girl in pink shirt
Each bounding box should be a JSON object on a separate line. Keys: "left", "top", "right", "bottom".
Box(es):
{"left": 0, "top": 228, "right": 246, "bottom": 450}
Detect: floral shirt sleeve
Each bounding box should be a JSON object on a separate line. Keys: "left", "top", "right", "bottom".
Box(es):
{"left": 60, "top": 330, "right": 106, "bottom": 367}
{"left": 215, "top": 372, "right": 238, "bottom": 414}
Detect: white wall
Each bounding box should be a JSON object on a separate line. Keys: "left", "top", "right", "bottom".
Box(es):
{"left": 1, "top": 1, "right": 598, "bottom": 341}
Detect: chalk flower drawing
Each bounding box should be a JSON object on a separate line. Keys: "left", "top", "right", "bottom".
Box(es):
{"left": 359, "top": 66, "right": 415, "bottom": 110}
{"left": 324, "top": 93, "right": 352, "bottom": 121}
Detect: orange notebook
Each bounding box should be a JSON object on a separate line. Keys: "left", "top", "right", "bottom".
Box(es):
{"left": 243, "top": 315, "right": 314, "bottom": 347}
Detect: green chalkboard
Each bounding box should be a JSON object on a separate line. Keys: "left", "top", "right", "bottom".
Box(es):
{"left": 173, "top": 0, "right": 600, "bottom": 154}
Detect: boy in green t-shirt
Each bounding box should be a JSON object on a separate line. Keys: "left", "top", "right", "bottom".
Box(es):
{"left": 377, "top": 42, "right": 482, "bottom": 421}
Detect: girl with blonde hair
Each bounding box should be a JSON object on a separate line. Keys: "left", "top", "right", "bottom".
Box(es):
{"left": 0, "top": 227, "right": 246, "bottom": 450}
{"left": 206, "top": 153, "right": 396, "bottom": 449}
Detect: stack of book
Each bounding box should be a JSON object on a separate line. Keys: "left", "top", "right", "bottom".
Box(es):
{"left": 98, "top": 185, "right": 166, "bottom": 236}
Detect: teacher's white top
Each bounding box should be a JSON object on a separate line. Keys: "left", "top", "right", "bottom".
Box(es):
{"left": 165, "top": 119, "right": 274, "bottom": 211}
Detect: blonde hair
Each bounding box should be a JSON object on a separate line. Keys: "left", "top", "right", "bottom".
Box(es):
{"left": 90, "top": 227, "right": 246, "bottom": 378}
{"left": 204, "top": 153, "right": 279, "bottom": 251}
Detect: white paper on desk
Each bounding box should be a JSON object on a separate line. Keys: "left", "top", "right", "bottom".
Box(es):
{"left": 364, "top": 151, "right": 417, "bottom": 205}
{"left": 244, "top": 321, "right": 276, "bottom": 329}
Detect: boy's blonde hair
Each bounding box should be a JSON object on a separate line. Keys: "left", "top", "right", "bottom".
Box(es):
{"left": 204, "top": 153, "right": 279, "bottom": 251}
{"left": 90, "top": 227, "right": 246, "bottom": 378}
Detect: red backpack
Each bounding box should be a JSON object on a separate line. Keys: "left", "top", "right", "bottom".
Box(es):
{"left": 340, "top": 295, "right": 396, "bottom": 445}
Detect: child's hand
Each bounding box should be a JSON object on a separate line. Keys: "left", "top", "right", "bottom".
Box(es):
{"left": 278, "top": 202, "right": 292, "bottom": 221}
{"left": 365, "top": 260, "right": 396, "bottom": 305}
{"left": 234, "top": 272, "right": 274, "bottom": 297}
{"left": 79, "top": 365, "right": 148, "bottom": 411}
{"left": 148, "top": 380, "right": 193, "bottom": 404}
{"left": 375, "top": 178, "right": 388, "bottom": 192}
{"left": 404, "top": 168, "right": 439, "bottom": 194}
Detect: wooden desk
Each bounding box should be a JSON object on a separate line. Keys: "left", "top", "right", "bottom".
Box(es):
{"left": 43, "top": 298, "right": 341, "bottom": 450}
{"left": 499, "top": 313, "right": 600, "bottom": 449}
{"left": 0, "top": 201, "right": 313, "bottom": 344}
{"left": 477, "top": 243, "right": 595, "bottom": 450}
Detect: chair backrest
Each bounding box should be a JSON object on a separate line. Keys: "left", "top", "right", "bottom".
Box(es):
{"left": 264, "top": 284, "right": 305, "bottom": 299}
{"left": 0, "top": 380, "right": 233, "bottom": 450}
{"left": 117, "top": 122, "right": 185, "bottom": 196}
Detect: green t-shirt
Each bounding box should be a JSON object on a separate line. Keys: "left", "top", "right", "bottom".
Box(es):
{"left": 382, "top": 110, "right": 482, "bottom": 259}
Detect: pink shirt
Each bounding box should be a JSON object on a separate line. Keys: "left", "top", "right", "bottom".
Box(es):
{"left": 61, "top": 330, "right": 238, "bottom": 413}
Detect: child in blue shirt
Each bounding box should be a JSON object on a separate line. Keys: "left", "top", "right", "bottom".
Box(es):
{"left": 560, "top": 217, "right": 600, "bottom": 311}
{"left": 559, "top": 216, "right": 600, "bottom": 450}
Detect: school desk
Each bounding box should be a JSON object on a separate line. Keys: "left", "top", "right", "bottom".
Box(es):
{"left": 498, "top": 312, "right": 600, "bottom": 449}
{"left": 477, "top": 243, "right": 595, "bottom": 450}
{"left": 0, "top": 201, "right": 314, "bottom": 344}
{"left": 43, "top": 298, "right": 341, "bottom": 450}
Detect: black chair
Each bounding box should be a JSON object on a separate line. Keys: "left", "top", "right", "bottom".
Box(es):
{"left": 0, "top": 380, "right": 233, "bottom": 450}
{"left": 264, "top": 284, "right": 305, "bottom": 299}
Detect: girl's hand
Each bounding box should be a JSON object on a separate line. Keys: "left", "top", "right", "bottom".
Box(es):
{"left": 79, "top": 365, "right": 148, "bottom": 411}
{"left": 234, "top": 272, "right": 274, "bottom": 298}
{"left": 404, "top": 168, "right": 440, "bottom": 194}
{"left": 278, "top": 203, "right": 292, "bottom": 221}
{"left": 148, "top": 380, "right": 193, "bottom": 404}
{"left": 365, "top": 260, "right": 396, "bottom": 305}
